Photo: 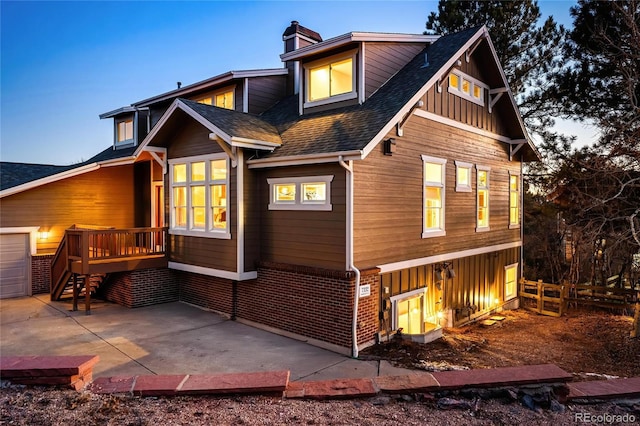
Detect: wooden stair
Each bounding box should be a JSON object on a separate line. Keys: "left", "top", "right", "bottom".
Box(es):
{"left": 58, "top": 274, "right": 107, "bottom": 300}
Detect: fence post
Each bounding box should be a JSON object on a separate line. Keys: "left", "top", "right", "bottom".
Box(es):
{"left": 538, "top": 280, "right": 543, "bottom": 313}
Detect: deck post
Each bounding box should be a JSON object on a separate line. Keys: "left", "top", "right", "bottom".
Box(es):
{"left": 84, "top": 275, "right": 91, "bottom": 315}
{"left": 72, "top": 274, "right": 78, "bottom": 311}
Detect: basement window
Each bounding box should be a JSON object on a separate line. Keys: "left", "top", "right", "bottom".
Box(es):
{"left": 268, "top": 176, "right": 333, "bottom": 211}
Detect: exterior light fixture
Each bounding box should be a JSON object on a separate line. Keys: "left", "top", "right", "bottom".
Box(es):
{"left": 383, "top": 138, "right": 396, "bottom": 156}
{"left": 39, "top": 228, "right": 50, "bottom": 240}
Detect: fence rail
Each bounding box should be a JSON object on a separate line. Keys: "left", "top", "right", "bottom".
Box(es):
{"left": 519, "top": 278, "right": 639, "bottom": 317}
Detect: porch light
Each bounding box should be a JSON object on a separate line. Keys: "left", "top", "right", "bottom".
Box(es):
{"left": 39, "top": 228, "right": 50, "bottom": 240}
{"left": 383, "top": 138, "right": 396, "bottom": 156}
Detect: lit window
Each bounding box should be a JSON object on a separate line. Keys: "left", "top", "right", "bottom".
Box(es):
{"left": 422, "top": 155, "right": 447, "bottom": 238}
{"left": 455, "top": 161, "right": 472, "bottom": 192}
{"left": 448, "top": 70, "right": 486, "bottom": 106}
{"left": 477, "top": 167, "right": 490, "bottom": 231}
{"left": 215, "top": 90, "right": 234, "bottom": 109}
{"left": 268, "top": 176, "right": 333, "bottom": 211}
{"left": 305, "top": 53, "right": 356, "bottom": 106}
{"left": 505, "top": 263, "right": 518, "bottom": 300}
{"left": 117, "top": 119, "right": 133, "bottom": 143}
{"left": 169, "top": 155, "right": 229, "bottom": 238}
{"left": 392, "top": 289, "right": 428, "bottom": 335}
{"left": 509, "top": 173, "right": 520, "bottom": 227}
{"left": 196, "top": 97, "right": 212, "bottom": 105}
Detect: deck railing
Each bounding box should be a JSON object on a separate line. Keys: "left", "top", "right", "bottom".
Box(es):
{"left": 66, "top": 226, "right": 167, "bottom": 274}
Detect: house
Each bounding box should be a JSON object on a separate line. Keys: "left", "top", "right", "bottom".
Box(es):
{"left": 0, "top": 22, "right": 538, "bottom": 356}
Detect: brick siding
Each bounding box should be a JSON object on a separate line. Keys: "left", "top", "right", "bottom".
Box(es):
{"left": 101, "top": 268, "right": 178, "bottom": 308}
{"left": 176, "top": 271, "right": 234, "bottom": 315}
{"left": 31, "top": 254, "right": 54, "bottom": 295}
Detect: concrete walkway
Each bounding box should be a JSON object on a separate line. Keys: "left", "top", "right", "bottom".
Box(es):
{"left": 0, "top": 295, "right": 412, "bottom": 381}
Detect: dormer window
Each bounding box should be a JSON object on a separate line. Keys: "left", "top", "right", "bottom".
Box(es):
{"left": 194, "top": 89, "right": 234, "bottom": 110}
{"left": 448, "top": 70, "right": 487, "bottom": 106}
{"left": 304, "top": 51, "right": 356, "bottom": 107}
{"left": 116, "top": 118, "right": 134, "bottom": 144}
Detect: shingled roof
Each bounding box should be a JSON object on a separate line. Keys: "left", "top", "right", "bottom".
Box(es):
{"left": 258, "top": 27, "right": 482, "bottom": 159}
{"left": 0, "top": 145, "right": 136, "bottom": 192}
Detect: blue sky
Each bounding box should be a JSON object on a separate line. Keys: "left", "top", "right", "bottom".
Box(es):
{"left": 1, "top": 1, "right": 584, "bottom": 165}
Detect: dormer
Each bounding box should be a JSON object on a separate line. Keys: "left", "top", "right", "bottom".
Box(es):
{"left": 99, "top": 106, "right": 150, "bottom": 150}
{"left": 281, "top": 23, "right": 439, "bottom": 115}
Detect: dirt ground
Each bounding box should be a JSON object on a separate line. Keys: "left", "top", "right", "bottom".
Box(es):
{"left": 362, "top": 308, "right": 640, "bottom": 379}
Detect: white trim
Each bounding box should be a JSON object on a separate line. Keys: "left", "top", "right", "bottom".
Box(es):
{"left": 447, "top": 69, "right": 488, "bottom": 106}
{"left": 236, "top": 150, "right": 245, "bottom": 276}
{"left": 508, "top": 171, "right": 521, "bottom": 229}
{"left": 359, "top": 43, "right": 365, "bottom": 104}
{"left": 476, "top": 165, "right": 490, "bottom": 232}
{"left": 247, "top": 150, "right": 363, "bottom": 169}
{"left": 168, "top": 261, "right": 257, "bottom": 281}
{"left": 267, "top": 175, "right": 333, "bottom": 211}
{"left": 390, "top": 287, "right": 427, "bottom": 303}
{"left": 304, "top": 50, "right": 358, "bottom": 108}
{"left": 281, "top": 32, "right": 438, "bottom": 61}
{"left": 455, "top": 161, "right": 473, "bottom": 192}
{"left": 230, "top": 137, "right": 280, "bottom": 151}
{"left": 422, "top": 155, "right": 447, "bottom": 238}
{"left": 0, "top": 227, "right": 39, "bottom": 256}
{"left": 133, "top": 68, "right": 288, "bottom": 107}
{"left": 504, "top": 262, "right": 519, "bottom": 300}
{"left": 0, "top": 163, "right": 100, "bottom": 198}
{"left": 377, "top": 241, "right": 522, "bottom": 273}
{"left": 243, "top": 78, "right": 249, "bottom": 113}
{"left": 415, "top": 109, "right": 514, "bottom": 143}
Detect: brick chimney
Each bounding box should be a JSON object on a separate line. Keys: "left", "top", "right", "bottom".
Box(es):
{"left": 283, "top": 21, "right": 322, "bottom": 95}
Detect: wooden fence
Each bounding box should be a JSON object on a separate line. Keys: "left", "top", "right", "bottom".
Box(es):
{"left": 519, "top": 278, "right": 639, "bottom": 317}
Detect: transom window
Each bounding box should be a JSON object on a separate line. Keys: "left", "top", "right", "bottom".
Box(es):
{"left": 509, "top": 173, "right": 520, "bottom": 228}
{"left": 117, "top": 119, "right": 134, "bottom": 143}
{"left": 422, "top": 155, "right": 447, "bottom": 238}
{"left": 169, "top": 155, "right": 229, "bottom": 238}
{"left": 448, "top": 70, "right": 487, "bottom": 106}
{"left": 305, "top": 52, "right": 356, "bottom": 107}
{"left": 268, "top": 176, "right": 333, "bottom": 211}
{"left": 455, "top": 161, "right": 472, "bottom": 192}
{"left": 476, "top": 166, "right": 490, "bottom": 231}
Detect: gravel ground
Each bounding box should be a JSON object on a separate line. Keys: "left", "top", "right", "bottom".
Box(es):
{"left": 1, "top": 384, "right": 639, "bottom": 426}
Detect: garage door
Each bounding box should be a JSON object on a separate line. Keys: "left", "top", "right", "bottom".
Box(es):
{"left": 0, "top": 233, "right": 30, "bottom": 299}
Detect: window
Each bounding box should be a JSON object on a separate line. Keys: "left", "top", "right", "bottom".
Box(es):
{"left": 422, "top": 155, "right": 447, "bottom": 238}
{"left": 194, "top": 89, "right": 234, "bottom": 110}
{"left": 505, "top": 263, "right": 518, "bottom": 300}
{"left": 509, "top": 173, "right": 520, "bottom": 228}
{"left": 169, "top": 155, "right": 229, "bottom": 238}
{"left": 305, "top": 52, "right": 356, "bottom": 107}
{"left": 448, "top": 70, "right": 487, "bottom": 106}
{"left": 455, "top": 161, "right": 472, "bottom": 192}
{"left": 117, "top": 119, "right": 134, "bottom": 143}
{"left": 268, "top": 176, "right": 333, "bottom": 211}
{"left": 476, "top": 166, "right": 490, "bottom": 231}
{"left": 392, "top": 289, "right": 427, "bottom": 335}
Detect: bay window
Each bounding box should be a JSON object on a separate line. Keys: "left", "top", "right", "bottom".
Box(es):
{"left": 169, "top": 155, "right": 229, "bottom": 238}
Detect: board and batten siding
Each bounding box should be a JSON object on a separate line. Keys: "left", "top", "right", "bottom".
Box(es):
{"left": 257, "top": 164, "right": 347, "bottom": 270}
{"left": 247, "top": 75, "right": 288, "bottom": 114}
{"left": 353, "top": 116, "right": 521, "bottom": 269}
{"left": 0, "top": 166, "right": 136, "bottom": 253}
{"left": 364, "top": 42, "right": 426, "bottom": 99}
{"left": 164, "top": 119, "right": 238, "bottom": 272}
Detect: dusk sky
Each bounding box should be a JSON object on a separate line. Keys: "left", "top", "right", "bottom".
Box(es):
{"left": 1, "top": 1, "right": 587, "bottom": 165}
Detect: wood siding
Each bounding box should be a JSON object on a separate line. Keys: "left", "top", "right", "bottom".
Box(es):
{"left": 247, "top": 75, "right": 287, "bottom": 114}
{"left": 364, "top": 42, "right": 426, "bottom": 99}
{"left": 256, "top": 164, "right": 347, "bottom": 270}
{"left": 243, "top": 157, "right": 261, "bottom": 272}
{"left": 165, "top": 120, "right": 237, "bottom": 272}
{"left": 353, "top": 116, "right": 522, "bottom": 269}
{"left": 0, "top": 166, "right": 136, "bottom": 253}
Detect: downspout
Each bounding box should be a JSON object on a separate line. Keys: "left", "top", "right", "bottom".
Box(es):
{"left": 339, "top": 156, "right": 361, "bottom": 358}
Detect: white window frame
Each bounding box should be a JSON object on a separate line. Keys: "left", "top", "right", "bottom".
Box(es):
{"left": 116, "top": 117, "right": 134, "bottom": 145}
{"left": 476, "top": 165, "right": 491, "bottom": 232}
{"left": 422, "top": 155, "right": 447, "bottom": 238}
{"left": 509, "top": 172, "right": 521, "bottom": 229}
{"left": 268, "top": 176, "right": 333, "bottom": 211}
{"left": 455, "top": 161, "right": 473, "bottom": 192}
{"left": 169, "top": 154, "right": 230, "bottom": 239}
{"left": 504, "top": 263, "right": 519, "bottom": 300}
{"left": 304, "top": 50, "right": 357, "bottom": 108}
{"left": 391, "top": 288, "right": 427, "bottom": 334}
{"left": 448, "top": 70, "right": 488, "bottom": 106}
